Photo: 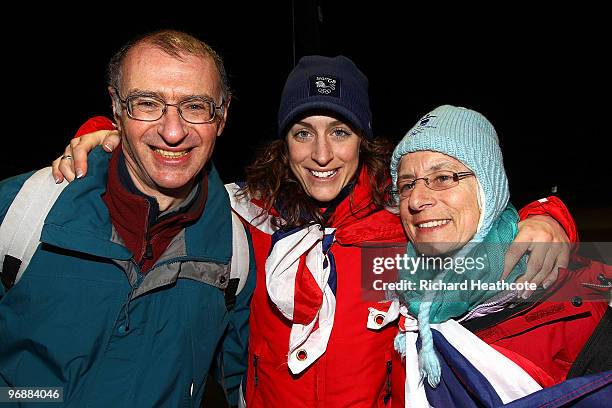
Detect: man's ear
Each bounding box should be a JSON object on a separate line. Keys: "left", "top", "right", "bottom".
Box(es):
{"left": 216, "top": 96, "right": 231, "bottom": 137}
{"left": 108, "top": 86, "right": 123, "bottom": 131}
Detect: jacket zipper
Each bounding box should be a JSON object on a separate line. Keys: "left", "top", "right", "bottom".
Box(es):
{"left": 582, "top": 273, "right": 612, "bottom": 289}
{"left": 384, "top": 360, "right": 392, "bottom": 405}
{"left": 458, "top": 290, "right": 518, "bottom": 322}
{"left": 122, "top": 261, "right": 145, "bottom": 332}
{"left": 253, "top": 355, "right": 259, "bottom": 387}
{"left": 139, "top": 234, "right": 153, "bottom": 270}
{"left": 144, "top": 241, "right": 153, "bottom": 261}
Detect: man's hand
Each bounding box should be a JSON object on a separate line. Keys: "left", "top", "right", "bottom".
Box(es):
{"left": 52, "top": 130, "right": 121, "bottom": 182}
{"left": 503, "top": 215, "right": 571, "bottom": 298}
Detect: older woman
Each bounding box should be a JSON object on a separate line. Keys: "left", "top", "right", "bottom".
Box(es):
{"left": 388, "top": 105, "right": 611, "bottom": 407}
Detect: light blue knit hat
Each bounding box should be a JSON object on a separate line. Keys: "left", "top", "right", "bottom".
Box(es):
{"left": 390, "top": 105, "right": 509, "bottom": 242}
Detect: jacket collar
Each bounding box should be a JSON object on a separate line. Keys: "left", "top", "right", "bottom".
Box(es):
{"left": 102, "top": 148, "right": 208, "bottom": 271}
{"left": 326, "top": 167, "right": 406, "bottom": 245}
{"left": 239, "top": 167, "right": 406, "bottom": 244}
{"left": 40, "top": 147, "right": 232, "bottom": 265}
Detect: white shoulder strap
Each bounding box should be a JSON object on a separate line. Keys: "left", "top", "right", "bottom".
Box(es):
{"left": 225, "top": 182, "right": 278, "bottom": 235}
{"left": 230, "top": 209, "right": 250, "bottom": 296}
{"left": 0, "top": 167, "right": 68, "bottom": 285}
{"left": 238, "top": 381, "right": 246, "bottom": 408}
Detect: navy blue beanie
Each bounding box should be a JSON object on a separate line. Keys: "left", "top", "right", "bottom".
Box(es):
{"left": 277, "top": 55, "right": 373, "bottom": 139}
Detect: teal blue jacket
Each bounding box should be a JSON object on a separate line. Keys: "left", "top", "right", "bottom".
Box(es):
{"left": 0, "top": 148, "right": 254, "bottom": 407}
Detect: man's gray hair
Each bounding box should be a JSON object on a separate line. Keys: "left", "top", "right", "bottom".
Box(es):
{"left": 107, "top": 30, "right": 231, "bottom": 115}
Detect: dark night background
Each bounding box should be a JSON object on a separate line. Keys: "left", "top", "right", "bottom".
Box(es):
{"left": 3, "top": 2, "right": 610, "bottom": 241}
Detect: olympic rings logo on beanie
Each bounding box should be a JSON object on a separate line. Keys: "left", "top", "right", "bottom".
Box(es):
{"left": 278, "top": 55, "right": 373, "bottom": 139}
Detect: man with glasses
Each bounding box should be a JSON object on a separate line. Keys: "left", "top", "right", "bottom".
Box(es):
{"left": 0, "top": 30, "right": 253, "bottom": 407}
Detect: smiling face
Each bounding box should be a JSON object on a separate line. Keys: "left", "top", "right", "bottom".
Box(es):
{"left": 286, "top": 115, "right": 361, "bottom": 203}
{"left": 113, "top": 44, "right": 227, "bottom": 209}
{"left": 398, "top": 151, "right": 481, "bottom": 255}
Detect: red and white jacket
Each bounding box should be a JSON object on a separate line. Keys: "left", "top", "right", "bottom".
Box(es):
{"left": 230, "top": 168, "right": 406, "bottom": 407}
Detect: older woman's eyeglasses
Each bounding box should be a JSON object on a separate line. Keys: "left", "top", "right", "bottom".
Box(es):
{"left": 392, "top": 170, "right": 475, "bottom": 201}
{"left": 115, "top": 92, "right": 224, "bottom": 124}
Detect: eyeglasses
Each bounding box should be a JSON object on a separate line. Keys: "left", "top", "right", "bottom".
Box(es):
{"left": 392, "top": 170, "right": 475, "bottom": 201}
{"left": 115, "top": 91, "right": 224, "bottom": 124}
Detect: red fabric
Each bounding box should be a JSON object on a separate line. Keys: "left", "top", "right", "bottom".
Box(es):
{"left": 474, "top": 259, "right": 610, "bottom": 384}
{"left": 245, "top": 168, "right": 405, "bottom": 408}
{"left": 74, "top": 116, "right": 115, "bottom": 138}
{"left": 103, "top": 148, "right": 208, "bottom": 272}
{"left": 489, "top": 344, "right": 556, "bottom": 387}
{"left": 293, "top": 256, "right": 324, "bottom": 325}
{"left": 390, "top": 351, "right": 405, "bottom": 408}
{"left": 518, "top": 196, "right": 579, "bottom": 245}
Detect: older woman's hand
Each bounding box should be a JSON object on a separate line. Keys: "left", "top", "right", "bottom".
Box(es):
{"left": 503, "top": 215, "right": 571, "bottom": 298}
{"left": 51, "top": 130, "right": 121, "bottom": 183}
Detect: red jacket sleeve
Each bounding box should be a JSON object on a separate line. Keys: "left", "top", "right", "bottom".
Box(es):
{"left": 74, "top": 116, "right": 115, "bottom": 138}
{"left": 518, "top": 196, "right": 578, "bottom": 244}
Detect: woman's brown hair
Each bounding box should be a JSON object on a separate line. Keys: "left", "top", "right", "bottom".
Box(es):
{"left": 240, "top": 135, "right": 395, "bottom": 229}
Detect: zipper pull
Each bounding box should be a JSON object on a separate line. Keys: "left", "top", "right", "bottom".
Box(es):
{"left": 144, "top": 242, "right": 153, "bottom": 260}
{"left": 384, "top": 360, "right": 392, "bottom": 404}
{"left": 253, "top": 355, "right": 259, "bottom": 386}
